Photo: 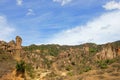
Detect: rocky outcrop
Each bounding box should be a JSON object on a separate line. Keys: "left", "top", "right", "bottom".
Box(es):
{"left": 0, "top": 36, "right": 22, "bottom": 60}
{"left": 117, "top": 48, "right": 120, "bottom": 55}
{"left": 58, "top": 48, "right": 80, "bottom": 59}
{"left": 83, "top": 44, "right": 89, "bottom": 54}
{"left": 14, "top": 36, "right": 22, "bottom": 61}
{"left": 96, "top": 43, "right": 120, "bottom": 60}
{"left": 0, "top": 41, "right": 7, "bottom": 51}
{"left": 7, "top": 40, "right": 16, "bottom": 54}
{"left": 15, "top": 36, "right": 22, "bottom": 50}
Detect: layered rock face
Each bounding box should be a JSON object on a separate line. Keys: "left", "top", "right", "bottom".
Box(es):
{"left": 0, "top": 36, "right": 22, "bottom": 60}
{"left": 96, "top": 43, "right": 120, "bottom": 60}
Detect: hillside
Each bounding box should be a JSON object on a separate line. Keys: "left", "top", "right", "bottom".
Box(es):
{"left": 0, "top": 36, "right": 120, "bottom": 80}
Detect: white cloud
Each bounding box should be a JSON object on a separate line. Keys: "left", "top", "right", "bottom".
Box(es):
{"left": 0, "top": 16, "right": 15, "bottom": 41}
{"left": 16, "top": 0, "right": 23, "bottom": 6}
{"left": 49, "top": 10, "right": 120, "bottom": 45}
{"left": 53, "top": 0, "right": 72, "bottom": 6}
{"left": 103, "top": 0, "right": 120, "bottom": 10}
{"left": 26, "top": 9, "right": 35, "bottom": 16}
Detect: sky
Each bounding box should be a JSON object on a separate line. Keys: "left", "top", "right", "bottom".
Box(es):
{"left": 0, "top": 0, "right": 120, "bottom": 45}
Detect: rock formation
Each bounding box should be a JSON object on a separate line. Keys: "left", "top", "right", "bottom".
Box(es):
{"left": 83, "top": 44, "right": 89, "bottom": 54}
{"left": 0, "top": 41, "right": 7, "bottom": 51}
{"left": 0, "top": 36, "right": 22, "bottom": 61}
{"left": 15, "top": 36, "right": 22, "bottom": 50}
{"left": 96, "top": 43, "right": 120, "bottom": 60}
{"left": 7, "top": 40, "right": 16, "bottom": 54}
{"left": 14, "top": 36, "right": 22, "bottom": 61}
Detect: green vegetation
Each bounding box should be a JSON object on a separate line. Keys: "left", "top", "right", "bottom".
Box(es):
{"left": 25, "top": 63, "right": 34, "bottom": 78}
{"left": 23, "top": 44, "right": 60, "bottom": 57}
{"left": 66, "top": 65, "right": 72, "bottom": 71}
{"left": 44, "top": 58, "right": 53, "bottom": 68}
{"left": 89, "top": 47, "right": 98, "bottom": 53}
{"left": 83, "top": 66, "right": 91, "bottom": 72}
{"left": 89, "top": 47, "right": 98, "bottom": 56}
{"left": 16, "top": 60, "right": 34, "bottom": 78}
{"left": 16, "top": 60, "right": 25, "bottom": 73}
{"left": 79, "top": 66, "right": 91, "bottom": 74}
{"left": 67, "top": 71, "right": 74, "bottom": 76}
{"left": 97, "top": 59, "right": 115, "bottom": 69}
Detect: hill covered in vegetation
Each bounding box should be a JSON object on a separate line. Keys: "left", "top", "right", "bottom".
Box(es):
{"left": 0, "top": 36, "right": 120, "bottom": 80}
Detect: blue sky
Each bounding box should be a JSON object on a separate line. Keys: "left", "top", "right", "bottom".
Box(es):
{"left": 0, "top": 0, "right": 120, "bottom": 45}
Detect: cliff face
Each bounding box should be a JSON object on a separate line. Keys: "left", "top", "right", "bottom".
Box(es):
{"left": 96, "top": 43, "right": 120, "bottom": 60}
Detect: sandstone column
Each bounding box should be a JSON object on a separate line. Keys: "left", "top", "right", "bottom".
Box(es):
{"left": 15, "top": 36, "right": 22, "bottom": 61}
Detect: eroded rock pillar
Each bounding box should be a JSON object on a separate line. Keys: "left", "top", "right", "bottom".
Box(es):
{"left": 15, "top": 36, "right": 22, "bottom": 61}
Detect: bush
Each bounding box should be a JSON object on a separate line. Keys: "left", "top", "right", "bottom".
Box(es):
{"left": 105, "top": 59, "right": 115, "bottom": 64}
{"left": 97, "top": 59, "right": 115, "bottom": 69}
{"left": 89, "top": 47, "right": 98, "bottom": 56}
{"left": 67, "top": 71, "right": 73, "bottom": 76}
{"left": 25, "top": 63, "right": 34, "bottom": 78}
{"left": 79, "top": 66, "right": 91, "bottom": 74}
{"left": 16, "top": 60, "right": 25, "bottom": 73}
{"left": 16, "top": 61, "right": 34, "bottom": 78}
{"left": 97, "top": 60, "right": 107, "bottom": 69}
{"left": 90, "top": 47, "right": 97, "bottom": 52}
{"left": 84, "top": 66, "right": 91, "bottom": 72}
{"left": 65, "top": 65, "right": 72, "bottom": 71}
{"left": 44, "top": 58, "right": 53, "bottom": 68}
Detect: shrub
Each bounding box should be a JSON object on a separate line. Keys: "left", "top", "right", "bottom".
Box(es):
{"left": 79, "top": 66, "right": 91, "bottom": 74}
{"left": 97, "top": 60, "right": 107, "bottom": 69}
{"left": 65, "top": 65, "right": 72, "bottom": 71}
{"left": 67, "top": 71, "right": 73, "bottom": 76}
{"left": 105, "top": 59, "right": 115, "bottom": 64}
{"left": 84, "top": 66, "right": 91, "bottom": 72}
{"left": 25, "top": 63, "right": 34, "bottom": 78}
{"left": 71, "top": 62, "right": 75, "bottom": 65}
{"left": 89, "top": 47, "right": 98, "bottom": 53}
{"left": 16, "top": 61, "right": 34, "bottom": 78}
{"left": 89, "top": 47, "right": 98, "bottom": 56}
{"left": 16, "top": 60, "right": 25, "bottom": 73}
{"left": 97, "top": 59, "right": 115, "bottom": 69}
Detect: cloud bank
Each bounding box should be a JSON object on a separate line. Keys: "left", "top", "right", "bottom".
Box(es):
{"left": 0, "top": 16, "right": 15, "bottom": 41}
{"left": 49, "top": 10, "right": 120, "bottom": 45}
{"left": 103, "top": 0, "right": 120, "bottom": 10}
